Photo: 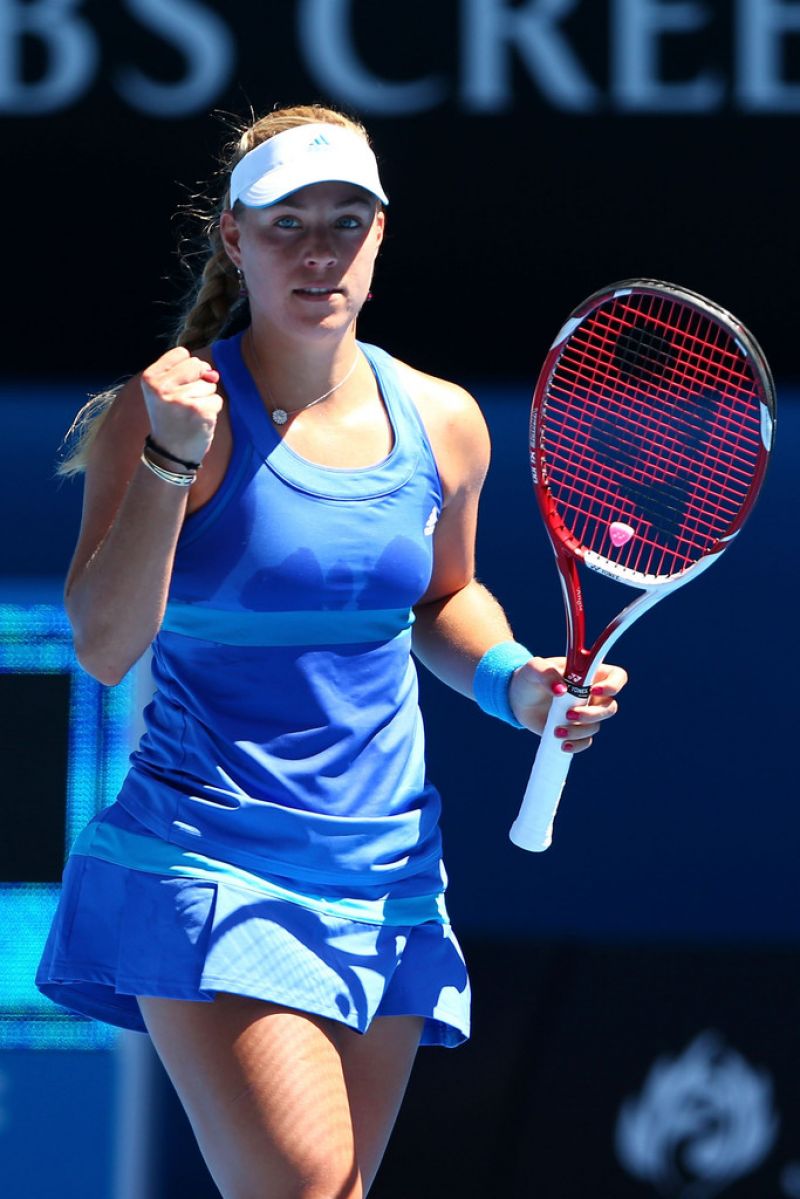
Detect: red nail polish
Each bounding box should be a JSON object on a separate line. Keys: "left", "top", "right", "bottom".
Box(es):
{"left": 554, "top": 726, "right": 568, "bottom": 738}
{"left": 562, "top": 742, "right": 574, "bottom": 752}
{"left": 552, "top": 683, "right": 567, "bottom": 696}
{"left": 567, "top": 709, "right": 581, "bottom": 721}
{"left": 590, "top": 684, "right": 605, "bottom": 696}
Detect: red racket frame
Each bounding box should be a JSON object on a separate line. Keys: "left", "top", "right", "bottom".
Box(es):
{"left": 511, "top": 279, "right": 775, "bottom": 851}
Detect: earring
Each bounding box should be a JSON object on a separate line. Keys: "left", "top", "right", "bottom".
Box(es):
{"left": 236, "top": 268, "right": 247, "bottom": 298}
{"left": 366, "top": 291, "right": 373, "bottom": 302}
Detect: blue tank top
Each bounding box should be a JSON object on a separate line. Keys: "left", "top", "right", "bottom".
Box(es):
{"left": 117, "top": 331, "right": 446, "bottom": 893}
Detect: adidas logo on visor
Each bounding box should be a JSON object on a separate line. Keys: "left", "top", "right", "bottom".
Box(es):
{"left": 308, "top": 133, "right": 331, "bottom": 150}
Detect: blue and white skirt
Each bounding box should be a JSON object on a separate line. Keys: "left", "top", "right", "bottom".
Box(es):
{"left": 35, "top": 804, "right": 470, "bottom": 1047}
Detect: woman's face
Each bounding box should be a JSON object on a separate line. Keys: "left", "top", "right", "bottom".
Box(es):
{"left": 221, "top": 181, "right": 384, "bottom": 340}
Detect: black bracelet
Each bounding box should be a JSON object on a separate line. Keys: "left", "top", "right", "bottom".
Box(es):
{"left": 145, "top": 434, "right": 201, "bottom": 471}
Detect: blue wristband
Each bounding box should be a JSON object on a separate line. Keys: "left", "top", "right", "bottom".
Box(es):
{"left": 473, "top": 640, "right": 532, "bottom": 728}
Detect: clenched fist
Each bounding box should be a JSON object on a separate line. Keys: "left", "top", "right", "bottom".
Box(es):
{"left": 141, "top": 346, "right": 223, "bottom": 466}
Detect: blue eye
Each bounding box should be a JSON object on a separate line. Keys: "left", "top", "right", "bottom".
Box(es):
{"left": 336, "top": 216, "right": 362, "bottom": 229}
{"left": 274, "top": 215, "right": 300, "bottom": 229}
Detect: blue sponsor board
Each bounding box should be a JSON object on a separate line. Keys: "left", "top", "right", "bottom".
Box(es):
{"left": 0, "top": 1049, "right": 116, "bottom": 1198}
{"left": 0, "top": 597, "right": 134, "bottom": 1050}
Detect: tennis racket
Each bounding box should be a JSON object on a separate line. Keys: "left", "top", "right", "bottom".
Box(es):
{"left": 510, "top": 279, "right": 775, "bottom": 852}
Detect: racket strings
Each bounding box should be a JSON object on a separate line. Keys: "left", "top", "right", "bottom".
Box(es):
{"left": 540, "top": 293, "right": 766, "bottom": 578}
{"left": 614, "top": 301, "right": 754, "bottom": 398}
{"left": 554, "top": 306, "right": 760, "bottom": 487}
{"left": 547, "top": 416, "right": 758, "bottom": 574}
{"left": 562, "top": 303, "right": 761, "bottom": 451}
{"left": 547, "top": 407, "right": 758, "bottom": 576}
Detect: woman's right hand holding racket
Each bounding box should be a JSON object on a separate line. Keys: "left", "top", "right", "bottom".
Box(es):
{"left": 141, "top": 346, "right": 223, "bottom": 466}
{"left": 508, "top": 657, "right": 627, "bottom": 852}
{"left": 508, "top": 656, "right": 627, "bottom": 752}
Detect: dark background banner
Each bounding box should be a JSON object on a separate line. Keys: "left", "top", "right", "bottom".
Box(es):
{"left": 6, "top": 0, "right": 800, "bottom": 382}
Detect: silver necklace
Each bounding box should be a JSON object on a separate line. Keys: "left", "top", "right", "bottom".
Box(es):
{"left": 248, "top": 332, "right": 360, "bottom": 426}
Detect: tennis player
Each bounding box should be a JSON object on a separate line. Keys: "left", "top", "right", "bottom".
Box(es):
{"left": 36, "top": 105, "right": 626, "bottom": 1199}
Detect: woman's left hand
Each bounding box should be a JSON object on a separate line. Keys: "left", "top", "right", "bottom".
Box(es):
{"left": 508, "top": 656, "right": 628, "bottom": 751}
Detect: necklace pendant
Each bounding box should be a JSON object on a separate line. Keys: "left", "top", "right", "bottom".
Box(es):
{"left": 272, "top": 408, "right": 289, "bottom": 426}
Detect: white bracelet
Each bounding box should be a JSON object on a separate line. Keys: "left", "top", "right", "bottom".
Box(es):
{"left": 140, "top": 451, "right": 196, "bottom": 488}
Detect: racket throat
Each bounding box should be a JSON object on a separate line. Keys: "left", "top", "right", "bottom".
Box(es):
{"left": 557, "top": 557, "right": 596, "bottom": 692}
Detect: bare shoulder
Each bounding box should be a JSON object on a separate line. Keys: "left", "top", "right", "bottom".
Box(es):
{"left": 393, "top": 358, "right": 487, "bottom": 436}
{"left": 392, "top": 358, "right": 490, "bottom": 501}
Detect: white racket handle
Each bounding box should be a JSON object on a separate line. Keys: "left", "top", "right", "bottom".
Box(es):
{"left": 509, "top": 690, "right": 578, "bottom": 852}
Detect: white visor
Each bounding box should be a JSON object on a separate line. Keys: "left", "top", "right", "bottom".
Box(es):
{"left": 229, "top": 123, "right": 389, "bottom": 208}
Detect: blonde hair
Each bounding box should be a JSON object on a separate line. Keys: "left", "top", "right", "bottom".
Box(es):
{"left": 59, "top": 104, "right": 372, "bottom": 476}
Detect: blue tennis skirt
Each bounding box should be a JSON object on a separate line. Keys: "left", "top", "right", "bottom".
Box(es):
{"left": 35, "top": 804, "right": 470, "bottom": 1048}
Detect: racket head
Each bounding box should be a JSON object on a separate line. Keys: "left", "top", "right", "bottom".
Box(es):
{"left": 530, "top": 279, "right": 776, "bottom": 588}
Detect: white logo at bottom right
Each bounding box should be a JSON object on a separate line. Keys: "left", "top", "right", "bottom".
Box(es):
{"left": 615, "top": 1030, "right": 780, "bottom": 1198}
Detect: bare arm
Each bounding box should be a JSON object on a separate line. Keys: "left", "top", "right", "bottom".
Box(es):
{"left": 409, "top": 372, "right": 625, "bottom": 745}
{"left": 413, "top": 577, "right": 516, "bottom": 699}
{"left": 410, "top": 374, "right": 520, "bottom": 691}
{"left": 65, "top": 348, "right": 223, "bottom": 685}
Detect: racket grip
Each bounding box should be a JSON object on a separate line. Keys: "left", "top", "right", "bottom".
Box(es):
{"left": 509, "top": 691, "right": 577, "bottom": 852}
